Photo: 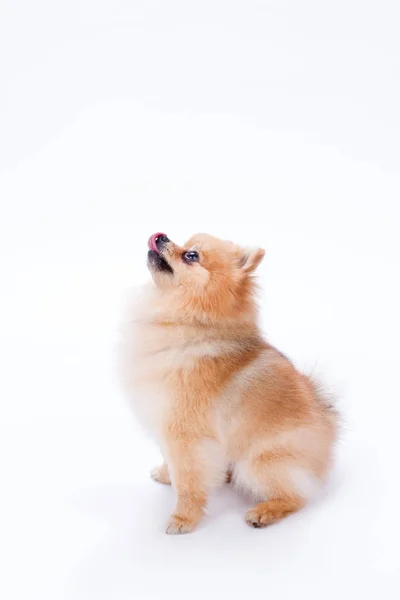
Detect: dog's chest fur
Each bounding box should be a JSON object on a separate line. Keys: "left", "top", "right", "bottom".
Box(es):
{"left": 120, "top": 295, "right": 227, "bottom": 439}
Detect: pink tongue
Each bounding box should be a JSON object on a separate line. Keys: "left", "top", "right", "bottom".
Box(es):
{"left": 148, "top": 232, "right": 166, "bottom": 253}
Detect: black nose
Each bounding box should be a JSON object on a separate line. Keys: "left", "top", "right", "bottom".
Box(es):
{"left": 155, "top": 234, "right": 169, "bottom": 248}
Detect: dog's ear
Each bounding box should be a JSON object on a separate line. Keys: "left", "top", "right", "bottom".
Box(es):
{"left": 238, "top": 247, "right": 265, "bottom": 273}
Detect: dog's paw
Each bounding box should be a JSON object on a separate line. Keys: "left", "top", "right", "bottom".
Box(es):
{"left": 245, "top": 507, "right": 273, "bottom": 528}
{"left": 166, "top": 514, "right": 197, "bottom": 535}
{"left": 245, "top": 499, "right": 298, "bottom": 528}
{"left": 150, "top": 464, "right": 171, "bottom": 485}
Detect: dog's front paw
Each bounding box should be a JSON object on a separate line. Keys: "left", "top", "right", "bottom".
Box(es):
{"left": 166, "top": 514, "right": 197, "bottom": 535}
{"left": 150, "top": 464, "right": 171, "bottom": 485}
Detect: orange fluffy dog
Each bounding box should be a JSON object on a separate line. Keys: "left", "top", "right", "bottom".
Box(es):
{"left": 120, "top": 233, "right": 337, "bottom": 534}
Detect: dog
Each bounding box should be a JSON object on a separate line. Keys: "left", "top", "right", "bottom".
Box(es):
{"left": 120, "top": 232, "right": 338, "bottom": 534}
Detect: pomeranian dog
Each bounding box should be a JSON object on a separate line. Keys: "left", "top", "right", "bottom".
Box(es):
{"left": 120, "top": 232, "right": 337, "bottom": 534}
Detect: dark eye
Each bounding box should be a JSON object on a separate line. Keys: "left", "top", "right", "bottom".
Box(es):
{"left": 183, "top": 250, "right": 199, "bottom": 263}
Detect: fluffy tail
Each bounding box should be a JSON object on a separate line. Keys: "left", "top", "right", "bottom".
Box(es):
{"left": 307, "top": 374, "right": 340, "bottom": 433}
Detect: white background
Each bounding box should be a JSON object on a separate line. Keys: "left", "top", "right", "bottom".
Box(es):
{"left": 1, "top": 1, "right": 400, "bottom": 598}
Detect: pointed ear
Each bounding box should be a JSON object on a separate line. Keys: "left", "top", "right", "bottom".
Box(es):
{"left": 238, "top": 247, "right": 265, "bottom": 273}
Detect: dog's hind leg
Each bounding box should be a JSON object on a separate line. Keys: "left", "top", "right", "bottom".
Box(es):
{"left": 235, "top": 451, "right": 318, "bottom": 528}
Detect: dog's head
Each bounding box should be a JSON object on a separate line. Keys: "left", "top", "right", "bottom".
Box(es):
{"left": 147, "top": 233, "right": 265, "bottom": 321}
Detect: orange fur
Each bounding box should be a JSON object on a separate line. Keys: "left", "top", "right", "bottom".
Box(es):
{"left": 120, "top": 233, "right": 338, "bottom": 534}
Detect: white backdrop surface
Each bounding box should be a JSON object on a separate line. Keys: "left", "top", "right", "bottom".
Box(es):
{"left": 1, "top": 2, "right": 399, "bottom": 599}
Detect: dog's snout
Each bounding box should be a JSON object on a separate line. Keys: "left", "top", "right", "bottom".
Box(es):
{"left": 156, "top": 234, "right": 169, "bottom": 248}
{"left": 148, "top": 232, "right": 170, "bottom": 254}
